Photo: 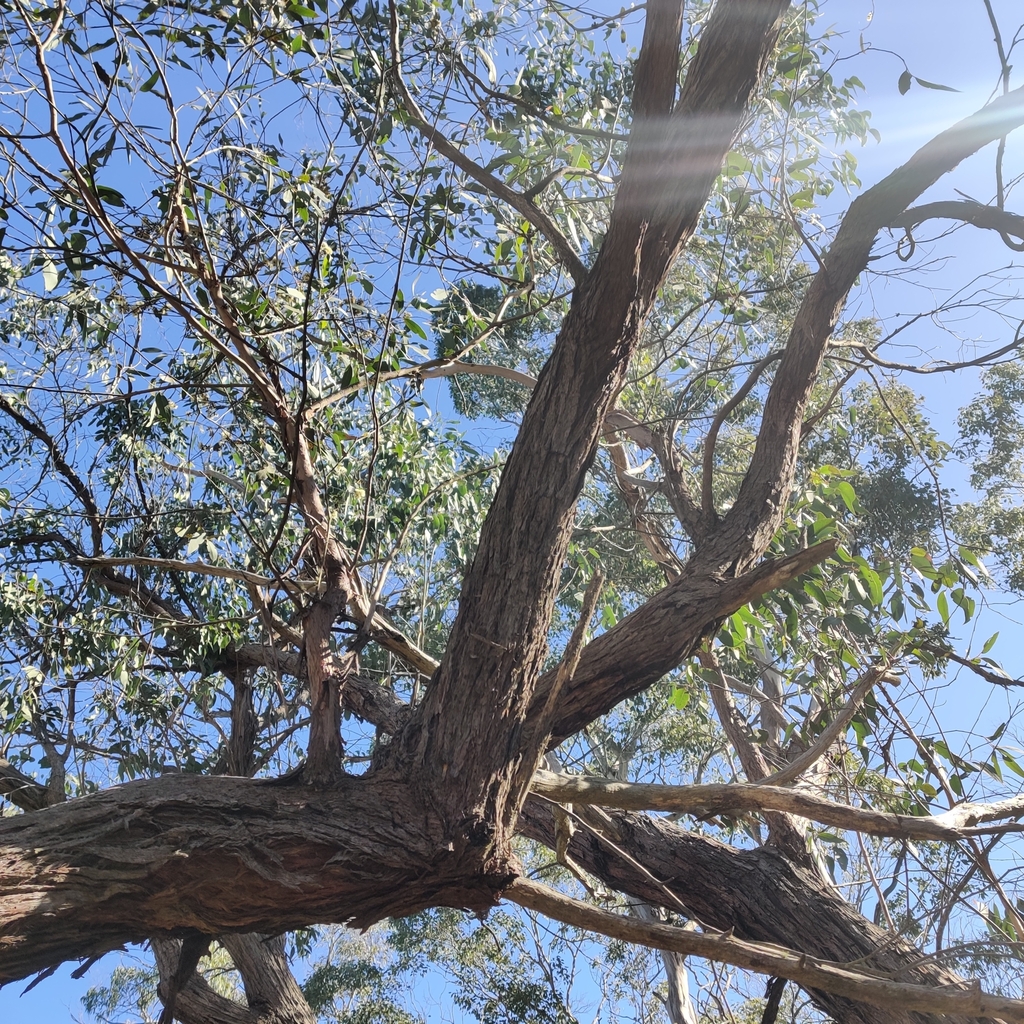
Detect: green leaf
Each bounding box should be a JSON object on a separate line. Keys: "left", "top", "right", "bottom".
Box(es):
{"left": 898, "top": 70, "right": 912, "bottom": 95}
{"left": 1002, "top": 752, "right": 1024, "bottom": 778}
{"left": 722, "top": 151, "right": 754, "bottom": 177}
{"left": 835, "top": 481, "right": 857, "bottom": 513}
{"left": 404, "top": 317, "right": 427, "bottom": 340}
{"left": 860, "top": 567, "right": 883, "bottom": 606}
{"left": 914, "top": 76, "right": 959, "bottom": 93}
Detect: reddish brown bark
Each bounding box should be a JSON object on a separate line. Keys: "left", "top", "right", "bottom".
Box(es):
{"left": 0, "top": 773, "right": 506, "bottom": 984}
{"left": 152, "top": 934, "right": 316, "bottom": 1024}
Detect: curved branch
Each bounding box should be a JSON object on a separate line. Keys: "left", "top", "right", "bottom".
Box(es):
{"left": 0, "top": 394, "right": 104, "bottom": 554}
{"left": 507, "top": 878, "right": 1024, "bottom": 1022}
{"left": 518, "top": 799, "right": 998, "bottom": 1024}
{"left": 717, "top": 86, "right": 1024, "bottom": 570}
{"left": 891, "top": 199, "right": 1024, "bottom": 246}
{"left": 152, "top": 933, "right": 316, "bottom": 1024}
{"left": 760, "top": 665, "right": 886, "bottom": 787}
{"left": 699, "top": 351, "right": 783, "bottom": 524}
{"left": 152, "top": 938, "right": 251, "bottom": 1024}
{"left": 840, "top": 322, "right": 1024, "bottom": 375}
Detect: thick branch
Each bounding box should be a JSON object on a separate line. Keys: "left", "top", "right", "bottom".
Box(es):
{"left": 152, "top": 933, "right": 316, "bottom": 1024}
{"left": 0, "top": 774, "right": 507, "bottom": 984}
{"left": 536, "top": 541, "right": 837, "bottom": 746}
{"left": 615, "top": 0, "right": 791, "bottom": 284}
{"left": 507, "top": 878, "right": 1024, "bottom": 1022}
{"left": 396, "top": 0, "right": 792, "bottom": 849}
{"left": 0, "top": 759, "right": 49, "bottom": 813}
{"left": 518, "top": 799, "right": 994, "bottom": 1024}
{"left": 222, "top": 934, "right": 315, "bottom": 1024}
{"left": 152, "top": 938, "right": 250, "bottom": 1024}
{"left": 891, "top": 199, "right": 1024, "bottom": 244}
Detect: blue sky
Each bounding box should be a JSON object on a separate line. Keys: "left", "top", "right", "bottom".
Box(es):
{"left": 2, "top": 1, "right": 1023, "bottom": 1020}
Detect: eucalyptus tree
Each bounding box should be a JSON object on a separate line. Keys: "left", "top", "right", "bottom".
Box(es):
{"left": 3, "top": 1, "right": 1024, "bottom": 1023}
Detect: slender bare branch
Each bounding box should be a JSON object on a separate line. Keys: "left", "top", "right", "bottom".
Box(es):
{"left": 700, "top": 351, "right": 783, "bottom": 524}
{"left": 760, "top": 666, "right": 888, "bottom": 787}
{"left": 530, "top": 770, "right": 1024, "bottom": 841}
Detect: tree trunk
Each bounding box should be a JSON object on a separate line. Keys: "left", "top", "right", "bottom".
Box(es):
{"left": 153, "top": 934, "right": 316, "bottom": 1024}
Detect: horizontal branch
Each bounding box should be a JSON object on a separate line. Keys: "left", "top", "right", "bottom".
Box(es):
{"left": 530, "top": 770, "right": 1024, "bottom": 841}
{"left": 0, "top": 759, "right": 49, "bottom": 812}
{"left": 507, "top": 878, "right": 1024, "bottom": 1022}
{"left": 892, "top": 199, "right": 1024, "bottom": 243}
{"left": 0, "top": 774, "right": 506, "bottom": 983}
{"left": 420, "top": 361, "right": 539, "bottom": 389}
{"left": 72, "top": 555, "right": 438, "bottom": 683}
{"left": 73, "top": 556, "right": 280, "bottom": 592}
{"left": 230, "top": 644, "right": 410, "bottom": 738}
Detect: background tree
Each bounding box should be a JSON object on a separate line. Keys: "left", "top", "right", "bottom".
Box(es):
{"left": 3, "top": 1, "right": 1024, "bottom": 1022}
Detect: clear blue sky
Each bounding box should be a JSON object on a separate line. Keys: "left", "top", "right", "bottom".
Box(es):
{"left": 2, "top": 1, "right": 1021, "bottom": 1020}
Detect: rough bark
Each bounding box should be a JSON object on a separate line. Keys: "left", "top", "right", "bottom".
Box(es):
{"left": 152, "top": 934, "right": 316, "bottom": 1024}
{"left": 3, "top": 10, "right": 1024, "bottom": 1024}
{"left": 518, "top": 800, "right": 992, "bottom": 1024}
{"left": 539, "top": 542, "right": 836, "bottom": 746}
{"left": 393, "top": 0, "right": 792, "bottom": 853}
{"left": 509, "top": 877, "right": 1022, "bottom": 1023}
{"left": 0, "top": 773, "right": 507, "bottom": 984}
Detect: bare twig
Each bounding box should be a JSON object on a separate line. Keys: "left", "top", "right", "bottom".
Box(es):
{"left": 387, "top": 0, "right": 587, "bottom": 282}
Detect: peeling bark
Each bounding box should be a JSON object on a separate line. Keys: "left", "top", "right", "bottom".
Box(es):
{"left": 3, "top": 10, "right": 1024, "bottom": 1024}
{"left": 0, "top": 774, "right": 508, "bottom": 983}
